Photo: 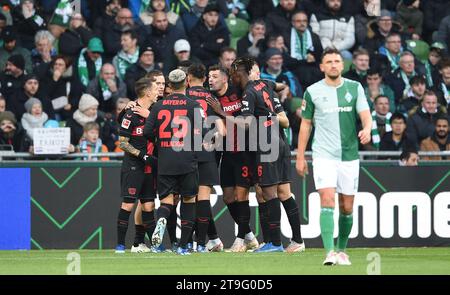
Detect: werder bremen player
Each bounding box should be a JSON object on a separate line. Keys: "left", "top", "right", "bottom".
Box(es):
{"left": 296, "top": 48, "right": 372, "bottom": 266}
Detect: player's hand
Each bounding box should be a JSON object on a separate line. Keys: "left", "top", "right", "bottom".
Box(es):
{"left": 132, "top": 105, "right": 150, "bottom": 118}
{"left": 358, "top": 128, "right": 371, "bottom": 145}
{"left": 125, "top": 101, "right": 137, "bottom": 110}
{"left": 296, "top": 157, "right": 308, "bottom": 177}
{"left": 206, "top": 97, "right": 226, "bottom": 118}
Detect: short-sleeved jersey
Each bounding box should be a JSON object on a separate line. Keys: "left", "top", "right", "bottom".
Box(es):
{"left": 301, "top": 78, "right": 370, "bottom": 161}
{"left": 144, "top": 93, "right": 203, "bottom": 175}
{"left": 215, "top": 85, "right": 245, "bottom": 152}
{"left": 119, "top": 103, "right": 155, "bottom": 171}
{"left": 187, "top": 86, "right": 217, "bottom": 162}
{"left": 240, "top": 80, "right": 284, "bottom": 152}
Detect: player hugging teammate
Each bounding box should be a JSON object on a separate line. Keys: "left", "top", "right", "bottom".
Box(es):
{"left": 115, "top": 59, "right": 306, "bottom": 255}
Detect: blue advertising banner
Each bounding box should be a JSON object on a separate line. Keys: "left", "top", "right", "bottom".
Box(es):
{"left": 0, "top": 168, "right": 31, "bottom": 250}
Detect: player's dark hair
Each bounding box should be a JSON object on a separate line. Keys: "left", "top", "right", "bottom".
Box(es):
{"left": 135, "top": 77, "right": 155, "bottom": 98}
{"left": 320, "top": 47, "right": 343, "bottom": 63}
{"left": 231, "top": 56, "right": 256, "bottom": 76}
{"left": 145, "top": 69, "right": 164, "bottom": 80}
{"left": 208, "top": 64, "right": 229, "bottom": 77}
{"left": 220, "top": 47, "right": 236, "bottom": 58}
{"left": 187, "top": 63, "right": 206, "bottom": 80}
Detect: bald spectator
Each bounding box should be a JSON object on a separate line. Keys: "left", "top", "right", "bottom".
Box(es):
{"left": 145, "top": 11, "right": 187, "bottom": 68}
{"left": 87, "top": 63, "right": 126, "bottom": 114}
{"left": 190, "top": 4, "right": 230, "bottom": 67}
{"left": 102, "top": 8, "right": 145, "bottom": 60}
{"left": 140, "top": 0, "right": 186, "bottom": 36}
{"left": 310, "top": 0, "right": 355, "bottom": 60}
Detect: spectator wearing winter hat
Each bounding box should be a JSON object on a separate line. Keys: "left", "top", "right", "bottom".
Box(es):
{"left": 10, "top": 0, "right": 47, "bottom": 50}
{"left": 87, "top": 63, "right": 127, "bottom": 115}
{"left": 0, "top": 110, "right": 30, "bottom": 152}
{"left": 0, "top": 55, "right": 27, "bottom": 102}
{"left": 47, "top": 0, "right": 73, "bottom": 40}
{"left": 74, "top": 37, "right": 105, "bottom": 89}
{"left": 0, "top": 26, "right": 32, "bottom": 74}
{"left": 124, "top": 45, "right": 162, "bottom": 99}
{"left": 21, "top": 97, "right": 49, "bottom": 141}
{"left": 395, "top": 0, "right": 423, "bottom": 40}
{"left": 65, "top": 93, "right": 115, "bottom": 149}
{"left": 260, "top": 48, "right": 302, "bottom": 98}
{"left": 8, "top": 74, "right": 54, "bottom": 121}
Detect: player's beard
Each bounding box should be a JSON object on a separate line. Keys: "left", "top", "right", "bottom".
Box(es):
{"left": 327, "top": 73, "right": 340, "bottom": 80}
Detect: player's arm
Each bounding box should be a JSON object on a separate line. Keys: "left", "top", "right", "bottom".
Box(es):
{"left": 296, "top": 118, "right": 312, "bottom": 177}
{"left": 118, "top": 136, "right": 141, "bottom": 157}
{"left": 215, "top": 118, "right": 226, "bottom": 137}
{"left": 356, "top": 83, "right": 372, "bottom": 145}
{"left": 296, "top": 91, "right": 314, "bottom": 177}
{"left": 358, "top": 110, "right": 372, "bottom": 145}
{"left": 277, "top": 111, "right": 289, "bottom": 128}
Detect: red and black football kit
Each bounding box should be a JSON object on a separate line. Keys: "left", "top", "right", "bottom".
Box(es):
{"left": 215, "top": 85, "right": 255, "bottom": 188}
{"left": 240, "top": 80, "right": 287, "bottom": 187}
{"left": 144, "top": 93, "right": 203, "bottom": 198}
{"left": 119, "top": 103, "right": 157, "bottom": 200}
{"left": 186, "top": 86, "right": 219, "bottom": 186}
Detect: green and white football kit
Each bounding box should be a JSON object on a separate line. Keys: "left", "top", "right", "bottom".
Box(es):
{"left": 301, "top": 78, "right": 369, "bottom": 195}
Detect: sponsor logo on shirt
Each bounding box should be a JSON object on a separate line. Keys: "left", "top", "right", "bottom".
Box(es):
{"left": 121, "top": 119, "right": 131, "bottom": 129}
{"left": 323, "top": 106, "right": 353, "bottom": 113}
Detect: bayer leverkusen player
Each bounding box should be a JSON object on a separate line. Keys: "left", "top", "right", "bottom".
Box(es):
{"left": 144, "top": 69, "right": 204, "bottom": 255}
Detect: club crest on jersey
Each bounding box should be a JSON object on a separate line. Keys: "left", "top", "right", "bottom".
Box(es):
{"left": 345, "top": 92, "right": 353, "bottom": 103}
{"left": 121, "top": 119, "right": 131, "bottom": 129}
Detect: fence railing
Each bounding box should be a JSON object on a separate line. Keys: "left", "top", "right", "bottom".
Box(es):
{"left": 1, "top": 151, "right": 449, "bottom": 162}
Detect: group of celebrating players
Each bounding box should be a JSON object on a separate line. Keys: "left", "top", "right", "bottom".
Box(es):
{"left": 113, "top": 47, "right": 370, "bottom": 266}
{"left": 114, "top": 56, "right": 306, "bottom": 256}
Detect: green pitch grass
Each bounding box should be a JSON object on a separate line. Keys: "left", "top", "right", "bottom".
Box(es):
{"left": 1, "top": 248, "right": 449, "bottom": 275}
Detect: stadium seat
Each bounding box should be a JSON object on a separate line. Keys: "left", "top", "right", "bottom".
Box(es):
{"left": 230, "top": 37, "right": 240, "bottom": 50}
{"left": 226, "top": 17, "right": 249, "bottom": 39}
{"left": 406, "top": 39, "right": 430, "bottom": 63}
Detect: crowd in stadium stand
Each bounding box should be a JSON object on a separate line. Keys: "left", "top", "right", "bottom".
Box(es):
{"left": 0, "top": 0, "right": 449, "bottom": 159}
